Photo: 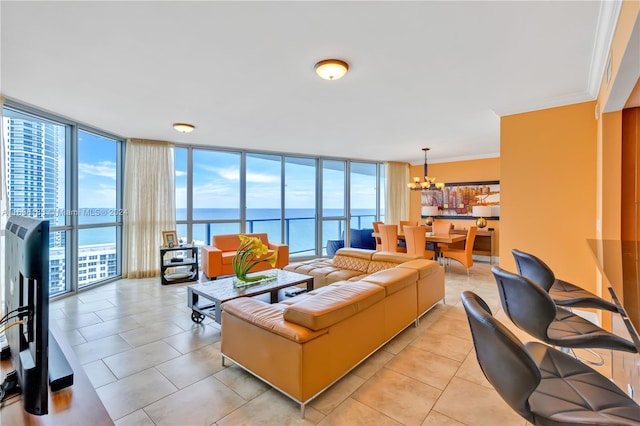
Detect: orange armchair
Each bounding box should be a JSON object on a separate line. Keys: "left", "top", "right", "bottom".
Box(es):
{"left": 201, "top": 233, "right": 289, "bottom": 279}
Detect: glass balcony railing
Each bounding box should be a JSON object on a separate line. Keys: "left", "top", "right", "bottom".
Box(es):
{"left": 181, "top": 214, "right": 379, "bottom": 260}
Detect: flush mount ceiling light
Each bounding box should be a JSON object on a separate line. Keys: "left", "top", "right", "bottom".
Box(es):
{"left": 173, "top": 123, "right": 195, "bottom": 133}
{"left": 314, "top": 59, "right": 349, "bottom": 80}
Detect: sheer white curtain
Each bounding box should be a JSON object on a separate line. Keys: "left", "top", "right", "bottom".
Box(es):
{"left": 0, "top": 96, "right": 7, "bottom": 309}
{"left": 384, "top": 161, "right": 410, "bottom": 225}
{"left": 122, "top": 139, "right": 176, "bottom": 278}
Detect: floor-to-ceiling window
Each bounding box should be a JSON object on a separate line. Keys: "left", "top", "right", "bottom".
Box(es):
{"left": 322, "top": 160, "right": 347, "bottom": 255}
{"left": 246, "top": 153, "right": 282, "bottom": 242}
{"left": 191, "top": 149, "right": 241, "bottom": 248}
{"left": 285, "top": 157, "right": 316, "bottom": 256}
{"left": 77, "top": 129, "right": 121, "bottom": 287}
{"left": 3, "top": 103, "right": 123, "bottom": 297}
{"left": 350, "top": 162, "right": 378, "bottom": 229}
{"left": 174, "top": 147, "right": 382, "bottom": 258}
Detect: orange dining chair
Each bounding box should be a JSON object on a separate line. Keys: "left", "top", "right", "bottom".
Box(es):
{"left": 442, "top": 226, "right": 477, "bottom": 275}
{"left": 431, "top": 220, "right": 453, "bottom": 262}
{"left": 378, "top": 224, "right": 406, "bottom": 253}
{"left": 372, "top": 221, "right": 383, "bottom": 251}
{"left": 399, "top": 220, "right": 418, "bottom": 233}
{"left": 432, "top": 220, "right": 453, "bottom": 235}
{"left": 398, "top": 220, "right": 417, "bottom": 250}
{"left": 404, "top": 226, "right": 436, "bottom": 260}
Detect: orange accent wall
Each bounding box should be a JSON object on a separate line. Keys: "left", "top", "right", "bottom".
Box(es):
{"left": 500, "top": 102, "right": 597, "bottom": 293}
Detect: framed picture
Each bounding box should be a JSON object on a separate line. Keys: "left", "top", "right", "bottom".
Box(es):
{"left": 162, "top": 230, "right": 178, "bottom": 248}
{"left": 420, "top": 180, "right": 500, "bottom": 219}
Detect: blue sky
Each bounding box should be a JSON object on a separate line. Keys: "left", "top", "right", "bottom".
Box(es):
{"left": 176, "top": 147, "right": 380, "bottom": 211}
{"left": 73, "top": 135, "right": 381, "bottom": 212}
{"left": 78, "top": 130, "right": 117, "bottom": 209}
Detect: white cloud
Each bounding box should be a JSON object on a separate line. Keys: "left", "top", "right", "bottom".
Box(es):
{"left": 246, "top": 171, "right": 279, "bottom": 183}
{"left": 199, "top": 165, "right": 239, "bottom": 181}
{"left": 79, "top": 184, "right": 116, "bottom": 208}
{"left": 192, "top": 183, "right": 240, "bottom": 208}
{"left": 176, "top": 170, "right": 187, "bottom": 177}
{"left": 79, "top": 161, "right": 116, "bottom": 180}
{"left": 198, "top": 165, "right": 278, "bottom": 183}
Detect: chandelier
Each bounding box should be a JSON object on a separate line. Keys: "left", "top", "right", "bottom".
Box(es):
{"left": 407, "top": 148, "right": 444, "bottom": 190}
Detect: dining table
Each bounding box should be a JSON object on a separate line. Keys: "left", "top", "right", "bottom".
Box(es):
{"left": 371, "top": 230, "right": 467, "bottom": 258}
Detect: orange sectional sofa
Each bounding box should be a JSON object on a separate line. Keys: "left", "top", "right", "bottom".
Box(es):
{"left": 200, "top": 233, "right": 289, "bottom": 279}
{"left": 220, "top": 252, "right": 444, "bottom": 416}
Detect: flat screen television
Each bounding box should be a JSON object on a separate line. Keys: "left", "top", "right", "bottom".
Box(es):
{"left": 3, "top": 215, "right": 49, "bottom": 415}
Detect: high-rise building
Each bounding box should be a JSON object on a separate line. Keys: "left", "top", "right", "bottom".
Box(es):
{"left": 3, "top": 115, "right": 66, "bottom": 293}
{"left": 4, "top": 117, "right": 62, "bottom": 225}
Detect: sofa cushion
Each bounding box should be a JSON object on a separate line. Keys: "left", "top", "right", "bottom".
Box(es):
{"left": 332, "top": 247, "right": 375, "bottom": 272}
{"left": 284, "top": 282, "right": 385, "bottom": 330}
{"left": 284, "top": 258, "right": 332, "bottom": 274}
{"left": 397, "top": 259, "right": 441, "bottom": 279}
{"left": 361, "top": 268, "right": 418, "bottom": 296}
{"left": 222, "top": 298, "right": 328, "bottom": 343}
{"left": 332, "top": 255, "right": 370, "bottom": 273}
{"left": 366, "top": 260, "right": 401, "bottom": 274}
{"left": 371, "top": 251, "right": 422, "bottom": 263}
{"left": 334, "top": 247, "right": 376, "bottom": 259}
{"left": 278, "top": 284, "right": 343, "bottom": 306}
{"left": 320, "top": 269, "right": 368, "bottom": 286}
{"left": 367, "top": 251, "right": 422, "bottom": 273}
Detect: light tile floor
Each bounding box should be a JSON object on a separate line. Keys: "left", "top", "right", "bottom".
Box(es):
{"left": 50, "top": 262, "right": 611, "bottom": 425}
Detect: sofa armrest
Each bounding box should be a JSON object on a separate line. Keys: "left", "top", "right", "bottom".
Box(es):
{"left": 269, "top": 242, "right": 289, "bottom": 268}
{"left": 222, "top": 298, "right": 326, "bottom": 343}
{"left": 201, "top": 245, "right": 223, "bottom": 279}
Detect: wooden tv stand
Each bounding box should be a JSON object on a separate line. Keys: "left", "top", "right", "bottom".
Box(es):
{"left": 0, "top": 321, "right": 112, "bottom": 426}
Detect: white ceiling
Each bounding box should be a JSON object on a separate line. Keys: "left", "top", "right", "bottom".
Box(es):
{"left": 0, "top": 1, "right": 617, "bottom": 165}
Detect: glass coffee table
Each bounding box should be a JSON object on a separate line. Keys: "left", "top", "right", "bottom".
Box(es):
{"left": 187, "top": 269, "right": 313, "bottom": 324}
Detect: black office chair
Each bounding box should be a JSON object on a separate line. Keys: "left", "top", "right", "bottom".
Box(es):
{"left": 461, "top": 291, "right": 640, "bottom": 425}
{"left": 491, "top": 266, "right": 636, "bottom": 357}
{"left": 512, "top": 248, "right": 618, "bottom": 312}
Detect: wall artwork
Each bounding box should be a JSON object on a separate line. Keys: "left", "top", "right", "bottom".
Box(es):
{"left": 421, "top": 180, "right": 500, "bottom": 219}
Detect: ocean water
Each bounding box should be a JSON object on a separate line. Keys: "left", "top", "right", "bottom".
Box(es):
{"left": 77, "top": 208, "right": 378, "bottom": 254}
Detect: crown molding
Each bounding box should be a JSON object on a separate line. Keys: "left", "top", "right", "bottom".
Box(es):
{"left": 586, "top": 0, "right": 623, "bottom": 98}
{"left": 492, "top": 0, "right": 622, "bottom": 118}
